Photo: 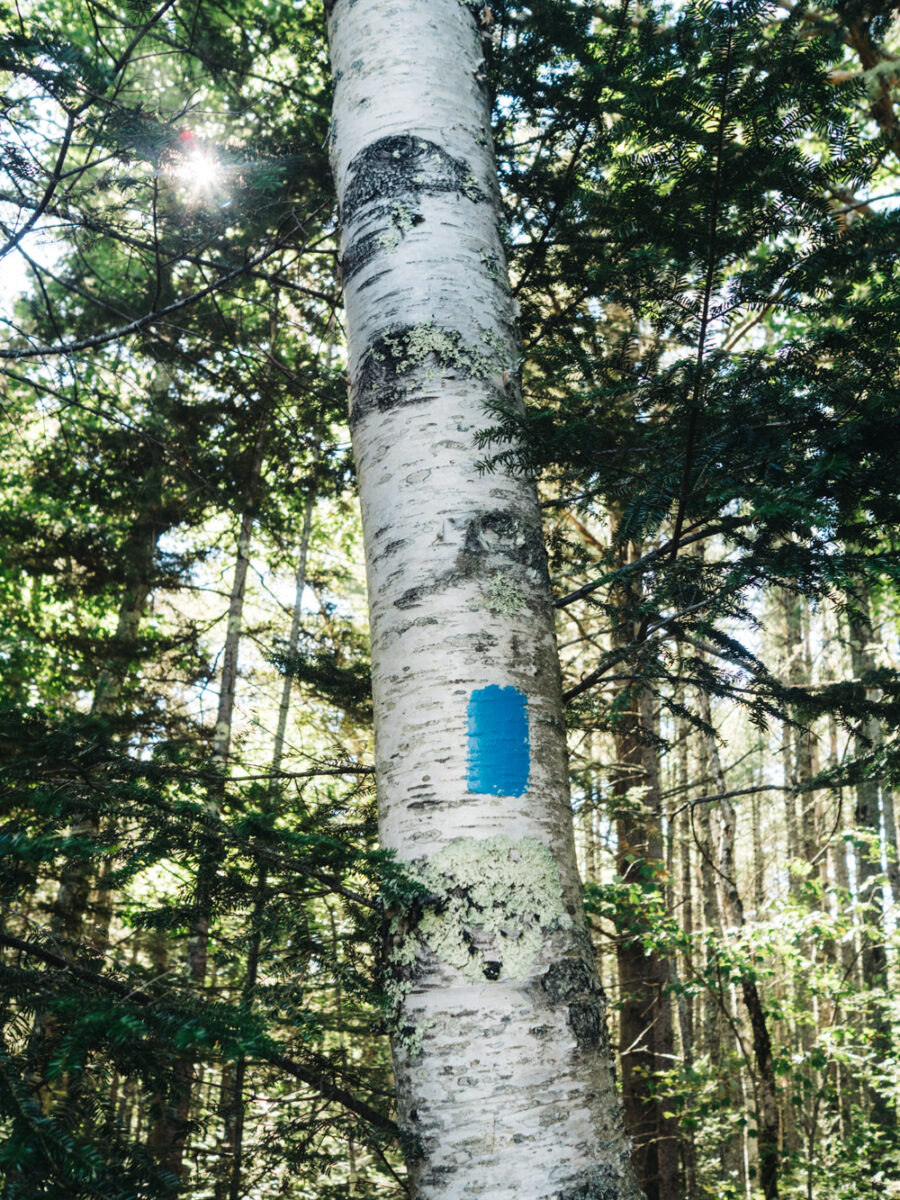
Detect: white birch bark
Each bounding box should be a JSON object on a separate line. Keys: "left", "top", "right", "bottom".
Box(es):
{"left": 326, "top": 2, "right": 642, "bottom": 1197}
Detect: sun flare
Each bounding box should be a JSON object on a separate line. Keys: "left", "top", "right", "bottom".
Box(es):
{"left": 175, "top": 148, "right": 221, "bottom": 193}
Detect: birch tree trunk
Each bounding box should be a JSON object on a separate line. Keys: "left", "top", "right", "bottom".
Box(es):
{"left": 325, "top": 2, "right": 642, "bottom": 1196}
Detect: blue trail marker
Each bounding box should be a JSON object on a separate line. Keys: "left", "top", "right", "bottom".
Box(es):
{"left": 467, "top": 685, "right": 529, "bottom": 796}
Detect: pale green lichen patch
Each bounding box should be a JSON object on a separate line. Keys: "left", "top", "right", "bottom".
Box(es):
{"left": 377, "top": 226, "right": 400, "bottom": 252}
{"left": 484, "top": 569, "right": 527, "bottom": 615}
{"left": 396, "top": 1013, "right": 432, "bottom": 1058}
{"left": 479, "top": 324, "right": 518, "bottom": 369}
{"left": 462, "top": 171, "right": 482, "bottom": 201}
{"left": 377, "top": 201, "right": 417, "bottom": 251}
{"left": 381, "top": 837, "right": 570, "bottom": 1056}
{"left": 391, "top": 201, "right": 416, "bottom": 233}
{"left": 480, "top": 248, "right": 500, "bottom": 279}
{"left": 407, "top": 835, "right": 569, "bottom": 982}
{"left": 353, "top": 321, "right": 518, "bottom": 426}
{"left": 380, "top": 322, "right": 503, "bottom": 385}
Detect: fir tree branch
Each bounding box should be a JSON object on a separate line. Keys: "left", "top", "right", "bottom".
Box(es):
{"left": 0, "top": 932, "right": 155, "bottom": 1002}
{"left": 0, "top": 0, "right": 180, "bottom": 263}
{"left": 0, "top": 933, "right": 400, "bottom": 1138}
{"left": 669, "top": 7, "right": 735, "bottom": 563}
{"left": 0, "top": 232, "right": 303, "bottom": 360}
{"left": 667, "top": 783, "right": 791, "bottom": 819}
{"left": 264, "top": 1053, "right": 399, "bottom": 1137}
{"left": 554, "top": 519, "right": 751, "bottom": 609}
{"left": 0, "top": 113, "right": 76, "bottom": 263}
{"left": 512, "top": 0, "right": 634, "bottom": 299}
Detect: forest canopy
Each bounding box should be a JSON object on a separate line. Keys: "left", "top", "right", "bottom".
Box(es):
{"left": 2, "top": 0, "right": 900, "bottom": 1198}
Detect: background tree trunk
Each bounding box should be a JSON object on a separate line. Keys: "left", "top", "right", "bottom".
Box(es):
{"left": 216, "top": 499, "right": 314, "bottom": 1200}
{"left": 154, "top": 408, "right": 267, "bottom": 1178}
{"left": 847, "top": 585, "right": 895, "bottom": 1132}
{"left": 698, "top": 691, "right": 779, "bottom": 1200}
{"left": 614, "top": 689, "right": 678, "bottom": 1200}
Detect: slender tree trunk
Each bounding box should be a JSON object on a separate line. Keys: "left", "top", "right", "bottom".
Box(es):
{"left": 51, "top": 364, "right": 169, "bottom": 960}
{"left": 826, "top": 755, "right": 856, "bottom": 1139}
{"left": 695, "top": 791, "right": 723, "bottom": 1066}
{"left": 675, "top": 720, "right": 697, "bottom": 1200}
{"left": 216, "top": 501, "right": 314, "bottom": 1200}
{"left": 270, "top": 501, "right": 315, "bottom": 780}
{"left": 217, "top": 872, "right": 265, "bottom": 1200}
{"left": 329, "top": 904, "right": 360, "bottom": 1194}
{"left": 32, "top": 367, "right": 173, "bottom": 1118}
{"left": 882, "top": 778, "right": 900, "bottom": 910}
{"left": 581, "top": 731, "right": 599, "bottom": 884}
{"left": 847, "top": 585, "right": 894, "bottom": 1130}
{"left": 750, "top": 782, "right": 765, "bottom": 918}
{"left": 693, "top": 741, "right": 744, "bottom": 1195}
{"left": 777, "top": 589, "right": 825, "bottom": 1165}
{"left": 326, "top": 2, "right": 642, "bottom": 1195}
{"left": 796, "top": 601, "right": 819, "bottom": 868}
{"left": 154, "top": 412, "right": 267, "bottom": 1178}
{"left": 698, "top": 692, "right": 779, "bottom": 1200}
{"left": 776, "top": 590, "right": 802, "bottom": 893}
{"left": 613, "top": 689, "right": 678, "bottom": 1200}
{"left": 677, "top": 723, "right": 694, "bottom": 1048}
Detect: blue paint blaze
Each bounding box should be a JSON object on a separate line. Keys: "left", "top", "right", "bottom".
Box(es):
{"left": 467, "top": 685, "right": 529, "bottom": 796}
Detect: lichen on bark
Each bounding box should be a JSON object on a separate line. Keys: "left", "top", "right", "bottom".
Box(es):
{"left": 557, "top": 1165, "right": 633, "bottom": 1200}
{"left": 341, "top": 134, "right": 485, "bottom": 223}
{"left": 484, "top": 570, "right": 527, "bottom": 614}
{"left": 352, "top": 321, "right": 512, "bottom": 425}
{"left": 391, "top": 834, "right": 571, "bottom": 984}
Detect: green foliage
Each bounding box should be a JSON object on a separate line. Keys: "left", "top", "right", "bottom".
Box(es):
{"left": 5, "top": 0, "right": 900, "bottom": 1196}
{"left": 0, "top": 0, "right": 399, "bottom": 1193}
{"left": 486, "top": 0, "right": 900, "bottom": 734}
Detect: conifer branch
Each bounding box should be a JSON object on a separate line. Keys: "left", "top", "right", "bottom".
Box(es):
{"left": 554, "top": 519, "right": 751, "bottom": 609}
{"left": 669, "top": 9, "right": 735, "bottom": 563}
{"left": 0, "top": 232, "right": 303, "bottom": 360}
{"left": 0, "top": 933, "right": 400, "bottom": 1138}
